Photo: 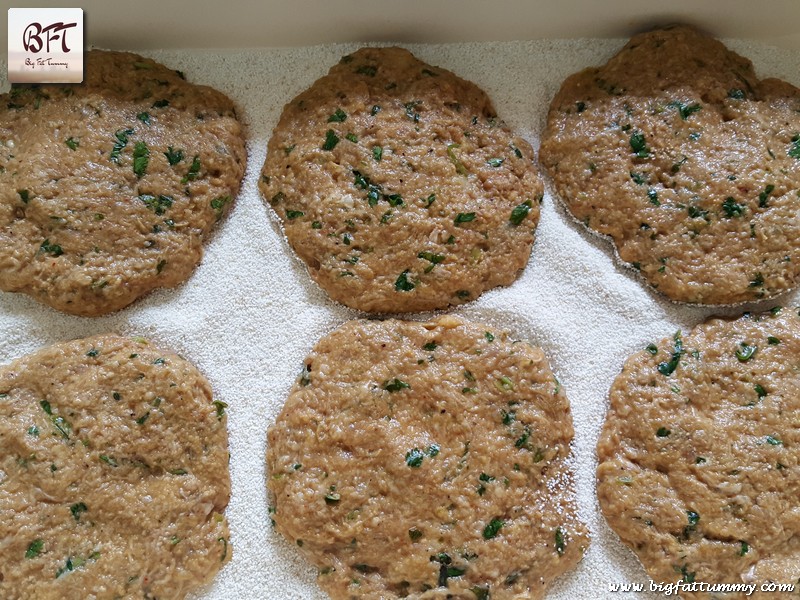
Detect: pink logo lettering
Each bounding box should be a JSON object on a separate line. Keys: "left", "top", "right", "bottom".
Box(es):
{"left": 22, "top": 22, "right": 77, "bottom": 54}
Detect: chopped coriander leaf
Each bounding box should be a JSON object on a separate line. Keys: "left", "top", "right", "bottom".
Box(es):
{"left": 40, "top": 239, "right": 63, "bottom": 257}
{"left": 728, "top": 88, "right": 746, "bottom": 100}
{"left": 181, "top": 155, "right": 201, "bottom": 184}
{"left": 408, "top": 528, "right": 423, "bottom": 541}
{"left": 345, "top": 133, "right": 358, "bottom": 143}
{"left": 739, "top": 541, "right": 749, "bottom": 556}
{"left": 210, "top": 195, "right": 231, "bottom": 216}
{"left": 447, "top": 143, "right": 469, "bottom": 175}
{"left": 418, "top": 251, "right": 445, "bottom": 272}
{"left": 384, "top": 378, "right": 410, "bottom": 392}
{"left": 18, "top": 189, "right": 30, "bottom": 203}
{"left": 152, "top": 99, "right": 170, "bottom": 108}
{"left": 27, "top": 426, "right": 39, "bottom": 437}
{"left": 670, "top": 101, "right": 702, "bottom": 120}
{"left": 136, "top": 412, "right": 150, "bottom": 425}
{"left": 395, "top": 270, "right": 415, "bottom": 292}
{"left": 647, "top": 189, "right": 660, "bottom": 205}
{"left": 372, "top": 146, "right": 383, "bottom": 161}
{"left": 630, "top": 171, "right": 647, "bottom": 185}
{"left": 324, "top": 486, "right": 340, "bottom": 504}
{"left": 766, "top": 435, "right": 782, "bottom": 446}
{"left": 630, "top": 132, "right": 650, "bottom": 158}
{"left": 405, "top": 448, "right": 424, "bottom": 467}
{"left": 327, "top": 108, "right": 347, "bottom": 122}
{"left": 789, "top": 134, "right": 800, "bottom": 160}
{"left": 487, "top": 158, "right": 504, "bottom": 167}
{"left": 687, "top": 205, "right": 708, "bottom": 219}
{"left": 404, "top": 101, "right": 421, "bottom": 122}
{"left": 515, "top": 427, "right": 531, "bottom": 449}
{"left": 285, "top": 210, "right": 304, "bottom": 220}
{"left": 749, "top": 272, "right": 764, "bottom": 288}
{"left": 311, "top": 221, "right": 322, "bottom": 229}
{"left": 65, "top": 137, "right": 79, "bottom": 150}
{"left": 695, "top": 457, "right": 706, "bottom": 464}
{"left": 471, "top": 586, "right": 490, "bottom": 600}
{"left": 509, "top": 201, "right": 532, "bottom": 226}
{"left": 555, "top": 527, "right": 566, "bottom": 555}
{"left": 137, "top": 112, "right": 151, "bottom": 124}
{"left": 86, "top": 348, "right": 99, "bottom": 357}
{"left": 26, "top": 539, "right": 44, "bottom": 558}
{"left": 322, "top": 129, "right": 340, "bottom": 151}
{"left": 371, "top": 105, "right": 381, "bottom": 116}
{"left": 758, "top": 184, "right": 775, "bottom": 208}
{"left": 768, "top": 336, "right": 781, "bottom": 345}
{"left": 646, "top": 343, "right": 658, "bottom": 355}
{"left": 754, "top": 384, "right": 767, "bottom": 398}
{"left": 484, "top": 332, "right": 494, "bottom": 342}
{"left": 139, "top": 194, "right": 173, "bottom": 215}
{"left": 132, "top": 141, "right": 149, "bottom": 178}
{"left": 164, "top": 146, "right": 184, "bottom": 165}
{"left": 735, "top": 342, "right": 757, "bottom": 362}
{"left": 656, "top": 427, "right": 671, "bottom": 437}
{"left": 70, "top": 502, "right": 88, "bottom": 521}
{"left": 657, "top": 331, "right": 684, "bottom": 376}
{"left": 722, "top": 197, "right": 745, "bottom": 218}
{"left": 110, "top": 128, "right": 134, "bottom": 163}
{"left": 482, "top": 518, "right": 504, "bottom": 539}
{"left": 454, "top": 212, "right": 476, "bottom": 224}
{"left": 212, "top": 400, "right": 228, "bottom": 419}
{"left": 99, "top": 454, "right": 117, "bottom": 467}
{"left": 422, "top": 342, "right": 438, "bottom": 351}
{"left": 502, "top": 409, "right": 516, "bottom": 425}
{"left": 687, "top": 511, "right": 700, "bottom": 526}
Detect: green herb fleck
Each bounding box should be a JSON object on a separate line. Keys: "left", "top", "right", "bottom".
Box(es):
{"left": 86, "top": 348, "right": 99, "bottom": 357}
{"left": 356, "top": 65, "right": 377, "bottom": 77}
{"left": 487, "top": 158, "right": 504, "bottom": 167}
{"left": 384, "top": 378, "right": 410, "bottom": 393}
{"left": 509, "top": 201, "right": 532, "bottom": 226}
{"left": 722, "top": 197, "right": 745, "bottom": 218}
{"left": 483, "top": 518, "right": 504, "bottom": 539}
{"left": 646, "top": 343, "right": 658, "bottom": 355}
{"left": 555, "top": 527, "right": 566, "bottom": 555}
{"left": 27, "top": 425, "right": 39, "bottom": 437}
{"left": 164, "top": 146, "right": 184, "bottom": 165}
{"left": 735, "top": 343, "right": 757, "bottom": 362}
{"left": 485, "top": 332, "right": 494, "bottom": 342}
{"left": 65, "top": 137, "right": 79, "bottom": 150}
{"left": 132, "top": 141, "right": 149, "bottom": 178}
{"left": 139, "top": 194, "right": 173, "bottom": 215}
{"left": 630, "top": 171, "right": 647, "bottom": 185}
{"left": 322, "top": 129, "right": 339, "bottom": 151}
{"left": 152, "top": 99, "right": 170, "bottom": 108}
{"left": 630, "top": 132, "right": 650, "bottom": 158}
{"left": 657, "top": 331, "right": 683, "bottom": 376}
{"left": 40, "top": 239, "right": 63, "bottom": 257}
{"left": 324, "top": 486, "right": 340, "bottom": 504}
{"left": 285, "top": 210, "right": 304, "bottom": 220}
{"left": 395, "top": 270, "right": 415, "bottom": 292}
{"left": 328, "top": 108, "right": 347, "bottom": 123}
{"left": 18, "top": 189, "right": 30, "bottom": 203}
{"left": 345, "top": 133, "right": 358, "bottom": 143}
{"left": 70, "top": 502, "right": 88, "bottom": 521}
{"left": 768, "top": 336, "right": 780, "bottom": 345}
{"left": 455, "top": 212, "right": 476, "bottom": 224}
{"left": 110, "top": 128, "right": 134, "bottom": 163}
{"left": 408, "top": 528, "right": 423, "bottom": 541}
{"left": 405, "top": 448, "right": 424, "bottom": 468}
{"left": 656, "top": 427, "right": 671, "bottom": 437}
{"left": 447, "top": 143, "right": 469, "bottom": 175}
{"left": 372, "top": 146, "right": 383, "bottom": 161}
{"left": 181, "top": 155, "right": 201, "bottom": 184}
{"left": 789, "top": 135, "right": 800, "bottom": 160}
{"left": 26, "top": 539, "right": 44, "bottom": 559}
{"left": 758, "top": 184, "right": 775, "bottom": 208}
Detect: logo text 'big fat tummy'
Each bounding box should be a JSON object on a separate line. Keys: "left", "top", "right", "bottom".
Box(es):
{"left": 8, "top": 8, "right": 84, "bottom": 83}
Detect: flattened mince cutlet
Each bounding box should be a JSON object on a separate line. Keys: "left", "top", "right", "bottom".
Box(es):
{"left": 261, "top": 46, "right": 543, "bottom": 313}
{"left": 267, "top": 315, "right": 588, "bottom": 600}
{"left": 540, "top": 25, "right": 800, "bottom": 305}
{"left": 598, "top": 308, "right": 800, "bottom": 598}
{"left": 0, "top": 50, "right": 246, "bottom": 316}
{"left": 0, "top": 334, "right": 231, "bottom": 600}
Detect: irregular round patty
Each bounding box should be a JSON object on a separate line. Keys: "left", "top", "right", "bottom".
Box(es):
{"left": 0, "top": 334, "right": 231, "bottom": 599}
{"left": 267, "top": 315, "right": 588, "bottom": 600}
{"left": 597, "top": 308, "right": 800, "bottom": 596}
{"left": 0, "top": 50, "right": 246, "bottom": 316}
{"left": 540, "top": 25, "right": 800, "bottom": 305}
{"left": 260, "top": 47, "right": 542, "bottom": 313}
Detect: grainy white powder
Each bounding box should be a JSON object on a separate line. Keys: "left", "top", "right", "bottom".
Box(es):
{"left": 1, "top": 36, "right": 798, "bottom": 600}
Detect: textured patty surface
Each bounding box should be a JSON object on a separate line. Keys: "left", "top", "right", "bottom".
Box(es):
{"left": 260, "top": 47, "right": 542, "bottom": 313}
{"left": 0, "top": 50, "right": 246, "bottom": 316}
{"left": 267, "top": 316, "right": 588, "bottom": 600}
{"left": 597, "top": 309, "right": 800, "bottom": 598}
{"left": 540, "top": 25, "right": 800, "bottom": 305}
{"left": 0, "top": 335, "right": 231, "bottom": 599}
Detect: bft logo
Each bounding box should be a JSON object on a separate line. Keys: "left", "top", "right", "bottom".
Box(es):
{"left": 23, "top": 21, "right": 78, "bottom": 54}
{"left": 8, "top": 8, "right": 84, "bottom": 83}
